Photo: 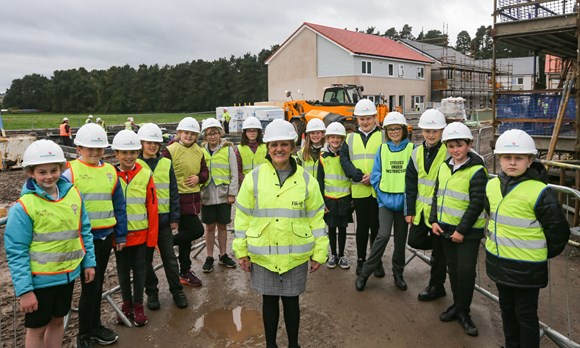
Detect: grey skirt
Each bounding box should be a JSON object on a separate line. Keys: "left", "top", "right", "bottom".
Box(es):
{"left": 251, "top": 262, "right": 308, "bottom": 297}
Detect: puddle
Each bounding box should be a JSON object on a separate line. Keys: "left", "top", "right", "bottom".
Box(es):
{"left": 191, "top": 306, "right": 263, "bottom": 343}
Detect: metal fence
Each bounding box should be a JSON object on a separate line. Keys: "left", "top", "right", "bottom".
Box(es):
{"left": 406, "top": 181, "right": 580, "bottom": 347}
{"left": 496, "top": 0, "right": 578, "bottom": 23}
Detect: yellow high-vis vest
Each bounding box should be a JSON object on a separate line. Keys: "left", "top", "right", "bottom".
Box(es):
{"left": 69, "top": 160, "right": 118, "bottom": 229}
{"left": 19, "top": 188, "right": 85, "bottom": 274}
{"left": 436, "top": 164, "right": 487, "bottom": 228}
{"left": 119, "top": 166, "right": 152, "bottom": 232}
{"left": 237, "top": 144, "right": 267, "bottom": 175}
{"left": 411, "top": 144, "right": 447, "bottom": 228}
{"left": 296, "top": 147, "right": 319, "bottom": 178}
{"left": 320, "top": 154, "right": 350, "bottom": 199}
{"left": 346, "top": 131, "right": 383, "bottom": 198}
{"left": 378, "top": 143, "right": 414, "bottom": 193}
{"left": 485, "top": 178, "right": 547, "bottom": 262}
{"left": 137, "top": 158, "right": 171, "bottom": 214}
{"left": 232, "top": 162, "right": 328, "bottom": 274}
{"left": 166, "top": 142, "right": 203, "bottom": 194}
{"left": 203, "top": 146, "right": 231, "bottom": 186}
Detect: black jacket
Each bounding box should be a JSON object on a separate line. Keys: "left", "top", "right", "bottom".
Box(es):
{"left": 138, "top": 155, "right": 181, "bottom": 225}
{"left": 404, "top": 141, "right": 446, "bottom": 216}
{"left": 485, "top": 161, "right": 570, "bottom": 288}
{"left": 339, "top": 126, "right": 382, "bottom": 183}
{"left": 429, "top": 151, "right": 487, "bottom": 240}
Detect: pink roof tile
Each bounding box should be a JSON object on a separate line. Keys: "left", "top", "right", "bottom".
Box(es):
{"left": 304, "top": 22, "right": 433, "bottom": 63}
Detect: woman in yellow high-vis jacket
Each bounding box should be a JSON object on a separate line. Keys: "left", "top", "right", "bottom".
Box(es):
{"left": 233, "top": 119, "right": 328, "bottom": 348}
{"left": 485, "top": 129, "right": 569, "bottom": 348}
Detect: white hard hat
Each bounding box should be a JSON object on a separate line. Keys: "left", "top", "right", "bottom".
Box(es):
{"left": 63, "top": 117, "right": 69, "bottom": 121}
{"left": 354, "top": 99, "right": 377, "bottom": 117}
{"left": 137, "top": 123, "right": 163, "bottom": 142}
{"left": 305, "top": 119, "right": 326, "bottom": 133}
{"left": 494, "top": 129, "right": 537, "bottom": 155}
{"left": 22, "top": 140, "right": 66, "bottom": 168}
{"left": 96, "top": 117, "right": 102, "bottom": 122}
{"left": 201, "top": 118, "right": 223, "bottom": 133}
{"left": 325, "top": 122, "right": 346, "bottom": 137}
{"left": 74, "top": 123, "right": 109, "bottom": 148}
{"left": 176, "top": 117, "right": 200, "bottom": 133}
{"left": 263, "top": 119, "right": 297, "bottom": 143}
{"left": 418, "top": 109, "right": 446, "bottom": 129}
{"left": 88, "top": 115, "right": 94, "bottom": 119}
{"left": 382, "top": 112, "right": 408, "bottom": 127}
{"left": 442, "top": 122, "right": 473, "bottom": 142}
{"left": 242, "top": 116, "right": 262, "bottom": 130}
{"left": 111, "top": 130, "right": 142, "bottom": 151}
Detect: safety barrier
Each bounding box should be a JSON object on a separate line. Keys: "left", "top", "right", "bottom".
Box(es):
{"left": 406, "top": 181, "right": 580, "bottom": 347}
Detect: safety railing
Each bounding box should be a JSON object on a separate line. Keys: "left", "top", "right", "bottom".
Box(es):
{"left": 406, "top": 181, "right": 580, "bottom": 347}
{"left": 496, "top": 0, "right": 577, "bottom": 23}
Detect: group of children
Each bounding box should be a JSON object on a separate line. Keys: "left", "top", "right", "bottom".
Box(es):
{"left": 4, "top": 102, "right": 572, "bottom": 347}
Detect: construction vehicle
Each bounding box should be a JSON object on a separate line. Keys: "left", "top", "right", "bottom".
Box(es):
{"left": 283, "top": 84, "right": 389, "bottom": 137}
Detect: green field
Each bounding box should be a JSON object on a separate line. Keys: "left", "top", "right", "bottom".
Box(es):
{"left": 0, "top": 112, "right": 216, "bottom": 130}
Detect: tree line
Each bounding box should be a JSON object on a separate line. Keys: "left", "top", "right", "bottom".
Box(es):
{"left": 3, "top": 23, "right": 533, "bottom": 113}
{"left": 2, "top": 47, "right": 277, "bottom": 113}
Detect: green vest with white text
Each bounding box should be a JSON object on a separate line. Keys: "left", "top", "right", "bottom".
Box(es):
{"left": 378, "top": 143, "right": 414, "bottom": 193}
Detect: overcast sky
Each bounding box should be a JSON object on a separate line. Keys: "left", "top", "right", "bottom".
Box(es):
{"left": 0, "top": 0, "right": 494, "bottom": 93}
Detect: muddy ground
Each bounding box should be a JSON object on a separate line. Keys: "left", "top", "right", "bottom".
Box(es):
{"left": 0, "top": 169, "right": 579, "bottom": 348}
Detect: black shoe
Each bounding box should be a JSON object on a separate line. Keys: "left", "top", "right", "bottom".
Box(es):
{"left": 418, "top": 285, "right": 446, "bottom": 301}
{"left": 355, "top": 274, "right": 369, "bottom": 291}
{"left": 356, "top": 260, "right": 364, "bottom": 276}
{"left": 373, "top": 263, "right": 385, "bottom": 278}
{"left": 172, "top": 290, "right": 189, "bottom": 309}
{"left": 77, "top": 334, "right": 94, "bottom": 348}
{"left": 393, "top": 274, "right": 408, "bottom": 291}
{"left": 90, "top": 325, "right": 118, "bottom": 345}
{"left": 457, "top": 313, "right": 479, "bottom": 336}
{"left": 439, "top": 304, "right": 458, "bottom": 322}
{"left": 147, "top": 294, "right": 160, "bottom": 310}
{"left": 202, "top": 256, "right": 214, "bottom": 273}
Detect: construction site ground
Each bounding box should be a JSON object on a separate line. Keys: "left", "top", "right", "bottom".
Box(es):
{"left": 0, "top": 150, "right": 578, "bottom": 347}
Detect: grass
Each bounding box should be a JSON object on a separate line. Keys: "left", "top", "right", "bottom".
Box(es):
{"left": 0, "top": 112, "right": 216, "bottom": 130}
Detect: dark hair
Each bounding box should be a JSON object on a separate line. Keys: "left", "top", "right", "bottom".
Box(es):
{"left": 385, "top": 125, "right": 409, "bottom": 142}
{"left": 240, "top": 128, "right": 264, "bottom": 146}
{"left": 445, "top": 138, "right": 472, "bottom": 146}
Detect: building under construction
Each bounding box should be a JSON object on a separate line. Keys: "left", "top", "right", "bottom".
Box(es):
{"left": 492, "top": 0, "right": 578, "bottom": 164}
{"left": 400, "top": 39, "right": 513, "bottom": 113}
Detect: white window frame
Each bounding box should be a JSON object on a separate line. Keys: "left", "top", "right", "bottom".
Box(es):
{"left": 362, "top": 60, "right": 372, "bottom": 75}
{"left": 398, "top": 64, "right": 405, "bottom": 77}
{"left": 417, "top": 67, "right": 425, "bottom": 79}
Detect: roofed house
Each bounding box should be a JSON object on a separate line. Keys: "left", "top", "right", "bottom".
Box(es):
{"left": 480, "top": 57, "right": 539, "bottom": 91}
{"left": 265, "top": 22, "right": 433, "bottom": 113}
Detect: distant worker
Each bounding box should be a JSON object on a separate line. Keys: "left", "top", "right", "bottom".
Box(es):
{"left": 222, "top": 109, "right": 231, "bottom": 134}
{"left": 60, "top": 117, "right": 73, "bottom": 146}
{"left": 85, "top": 115, "right": 94, "bottom": 124}
{"left": 96, "top": 117, "right": 107, "bottom": 132}
{"left": 124, "top": 117, "right": 134, "bottom": 131}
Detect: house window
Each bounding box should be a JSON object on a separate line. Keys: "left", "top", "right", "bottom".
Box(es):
{"left": 388, "top": 64, "right": 394, "bottom": 77}
{"left": 362, "top": 60, "right": 372, "bottom": 75}
{"left": 512, "top": 77, "right": 524, "bottom": 85}
{"left": 412, "top": 96, "right": 425, "bottom": 111}
{"left": 398, "top": 64, "right": 405, "bottom": 77}
{"left": 417, "top": 67, "right": 425, "bottom": 79}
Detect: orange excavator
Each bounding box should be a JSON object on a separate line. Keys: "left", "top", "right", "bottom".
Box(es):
{"left": 283, "top": 84, "right": 389, "bottom": 138}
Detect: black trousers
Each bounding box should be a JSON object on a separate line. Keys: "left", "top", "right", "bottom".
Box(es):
{"left": 146, "top": 222, "right": 183, "bottom": 296}
{"left": 353, "top": 196, "right": 379, "bottom": 261}
{"left": 440, "top": 237, "right": 480, "bottom": 314}
{"left": 78, "top": 234, "right": 113, "bottom": 335}
{"left": 173, "top": 214, "right": 204, "bottom": 274}
{"left": 115, "top": 244, "right": 147, "bottom": 304}
{"left": 408, "top": 218, "right": 446, "bottom": 287}
{"left": 497, "top": 284, "right": 540, "bottom": 348}
{"left": 262, "top": 295, "right": 300, "bottom": 348}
